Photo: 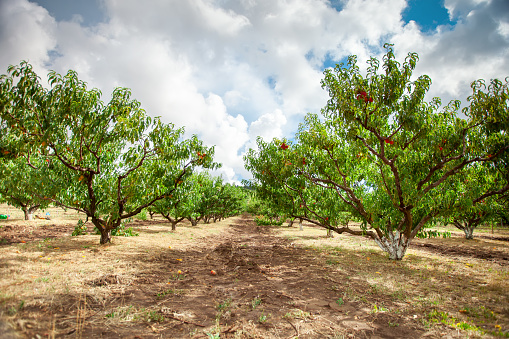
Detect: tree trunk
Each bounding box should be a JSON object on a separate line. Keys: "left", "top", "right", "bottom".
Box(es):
{"left": 23, "top": 208, "right": 33, "bottom": 220}
{"left": 288, "top": 218, "right": 294, "bottom": 227}
{"left": 299, "top": 219, "right": 303, "bottom": 231}
{"left": 99, "top": 228, "right": 111, "bottom": 244}
{"left": 171, "top": 221, "right": 177, "bottom": 231}
{"left": 374, "top": 231, "right": 409, "bottom": 260}
{"left": 188, "top": 217, "right": 198, "bottom": 226}
{"left": 463, "top": 226, "right": 475, "bottom": 240}
{"left": 22, "top": 205, "right": 40, "bottom": 220}
{"left": 326, "top": 228, "right": 334, "bottom": 238}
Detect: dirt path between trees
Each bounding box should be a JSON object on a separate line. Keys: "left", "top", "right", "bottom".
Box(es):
{"left": 1, "top": 213, "right": 507, "bottom": 338}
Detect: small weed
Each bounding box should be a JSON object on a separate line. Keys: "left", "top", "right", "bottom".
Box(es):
{"left": 390, "top": 289, "right": 406, "bottom": 301}
{"left": 206, "top": 320, "right": 221, "bottom": 338}
{"left": 428, "top": 309, "right": 449, "bottom": 324}
{"left": 251, "top": 296, "right": 262, "bottom": 309}
{"left": 216, "top": 297, "right": 232, "bottom": 320}
{"left": 35, "top": 277, "right": 50, "bottom": 283}
{"left": 156, "top": 289, "right": 184, "bottom": 298}
{"left": 72, "top": 219, "right": 88, "bottom": 236}
{"left": 284, "top": 309, "right": 310, "bottom": 320}
{"left": 459, "top": 306, "right": 496, "bottom": 320}
{"left": 7, "top": 300, "right": 24, "bottom": 315}
{"left": 258, "top": 312, "right": 270, "bottom": 324}
{"left": 455, "top": 321, "right": 480, "bottom": 331}
{"left": 146, "top": 310, "right": 164, "bottom": 322}
{"left": 254, "top": 215, "right": 284, "bottom": 226}
{"left": 169, "top": 272, "right": 186, "bottom": 281}
{"left": 217, "top": 298, "right": 232, "bottom": 312}
{"left": 105, "top": 305, "right": 136, "bottom": 321}
{"left": 389, "top": 321, "right": 399, "bottom": 327}
{"left": 371, "top": 304, "right": 389, "bottom": 313}
{"left": 336, "top": 297, "right": 344, "bottom": 306}
{"left": 206, "top": 331, "right": 220, "bottom": 339}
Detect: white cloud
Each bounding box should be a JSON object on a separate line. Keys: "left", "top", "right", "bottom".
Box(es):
{"left": 0, "top": 0, "right": 56, "bottom": 75}
{"left": 248, "top": 109, "right": 287, "bottom": 145}
{"left": 392, "top": 0, "right": 509, "bottom": 103}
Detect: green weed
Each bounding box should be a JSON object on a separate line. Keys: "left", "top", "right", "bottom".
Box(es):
{"left": 258, "top": 312, "right": 270, "bottom": 324}
{"left": 156, "top": 289, "right": 184, "bottom": 298}
{"left": 72, "top": 219, "right": 88, "bottom": 236}
{"left": 7, "top": 300, "right": 24, "bottom": 315}
{"left": 251, "top": 296, "right": 262, "bottom": 309}
{"left": 371, "top": 304, "right": 389, "bottom": 313}
{"left": 283, "top": 309, "right": 310, "bottom": 320}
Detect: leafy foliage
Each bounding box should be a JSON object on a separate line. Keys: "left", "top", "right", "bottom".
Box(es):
{"left": 0, "top": 62, "right": 218, "bottom": 243}
{"left": 244, "top": 44, "right": 509, "bottom": 260}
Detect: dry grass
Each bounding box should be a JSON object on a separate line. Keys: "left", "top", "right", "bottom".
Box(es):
{"left": 275, "top": 222, "right": 509, "bottom": 337}
{"left": 0, "top": 205, "right": 234, "bottom": 338}
{"left": 1, "top": 206, "right": 508, "bottom": 338}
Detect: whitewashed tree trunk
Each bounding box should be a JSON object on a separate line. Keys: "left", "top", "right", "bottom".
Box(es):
{"left": 299, "top": 219, "right": 303, "bottom": 231}
{"left": 463, "top": 226, "right": 474, "bottom": 240}
{"left": 374, "top": 230, "right": 409, "bottom": 260}
{"left": 326, "top": 229, "right": 334, "bottom": 238}
{"left": 23, "top": 209, "right": 33, "bottom": 220}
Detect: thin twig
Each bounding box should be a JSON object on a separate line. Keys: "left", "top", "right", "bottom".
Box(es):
{"left": 166, "top": 315, "right": 205, "bottom": 327}
{"left": 284, "top": 317, "right": 299, "bottom": 337}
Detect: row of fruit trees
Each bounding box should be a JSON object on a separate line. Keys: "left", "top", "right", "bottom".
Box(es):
{"left": 243, "top": 45, "right": 508, "bottom": 260}
{"left": 1, "top": 44, "right": 507, "bottom": 260}
{"left": 0, "top": 62, "right": 245, "bottom": 243}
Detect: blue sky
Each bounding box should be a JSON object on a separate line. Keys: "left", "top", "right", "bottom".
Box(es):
{"left": 1, "top": 0, "right": 508, "bottom": 183}
{"left": 403, "top": 0, "right": 453, "bottom": 31}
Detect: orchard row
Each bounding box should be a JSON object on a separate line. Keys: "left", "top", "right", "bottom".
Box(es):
{"left": 1, "top": 45, "right": 508, "bottom": 259}
{"left": 243, "top": 45, "right": 508, "bottom": 260}
{"left": 0, "top": 62, "right": 244, "bottom": 243}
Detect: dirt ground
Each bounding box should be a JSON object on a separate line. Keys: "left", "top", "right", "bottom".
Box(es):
{"left": 0, "top": 206, "right": 508, "bottom": 338}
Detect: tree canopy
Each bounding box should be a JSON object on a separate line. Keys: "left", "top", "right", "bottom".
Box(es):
{"left": 0, "top": 61, "right": 219, "bottom": 243}
{"left": 244, "top": 44, "right": 509, "bottom": 260}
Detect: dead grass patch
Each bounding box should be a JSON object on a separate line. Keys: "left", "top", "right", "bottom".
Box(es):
{"left": 0, "top": 208, "right": 508, "bottom": 338}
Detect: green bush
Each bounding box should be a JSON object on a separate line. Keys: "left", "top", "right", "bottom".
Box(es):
{"left": 254, "top": 215, "right": 284, "bottom": 226}
{"left": 72, "top": 219, "right": 88, "bottom": 236}
{"left": 416, "top": 229, "right": 451, "bottom": 239}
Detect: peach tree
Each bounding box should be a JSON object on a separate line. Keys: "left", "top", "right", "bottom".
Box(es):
{"left": 151, "top": 173, "right": 207, "bottom": 230}
{"left": 445, "top": 77, "right": 509, "bottom": 238}
{"left": 0, "top": 62, "right": 218, "bottom": 244}
{"left": 0, "top": 142, "right": 55, "bottom": 219}
{"left": 244, "top": 45, "right": 508, "bottom": 260}
{"left": 244, "top": 137, "right": 353, "bottom": 233}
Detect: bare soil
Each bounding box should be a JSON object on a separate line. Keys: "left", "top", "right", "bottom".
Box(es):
{"left": 0, "top": 206, "right": 508, "bottom": 338}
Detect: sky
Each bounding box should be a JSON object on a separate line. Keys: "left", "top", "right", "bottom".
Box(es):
{"left": 1, "top": 0, "right": 508, "bottom": 183}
